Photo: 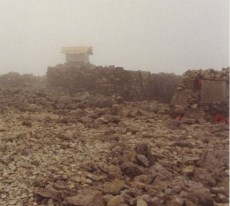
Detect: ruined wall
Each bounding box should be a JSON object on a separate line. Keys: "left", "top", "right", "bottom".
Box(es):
{"left": 47, "top": 63, "right": 181, "bottom": 103}
{"left": 171, "top": 68, "right": 229, "bottom": 119}
{"left": 0, "top": 72, "right": 46, "bottom": 89}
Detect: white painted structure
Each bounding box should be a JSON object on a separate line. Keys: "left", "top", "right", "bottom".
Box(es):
{"left": 61, "top": 47, "right": 93, "bottom": 63}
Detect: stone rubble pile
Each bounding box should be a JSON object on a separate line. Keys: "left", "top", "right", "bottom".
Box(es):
{"left": 0, "top": 84, "right": 228, "bottom": 205}
{"left": 47, "top": 63, "right": 181, "bottom": 103}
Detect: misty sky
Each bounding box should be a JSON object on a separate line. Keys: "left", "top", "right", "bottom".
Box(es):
{"left": 0, "top": 0, "right": 229, "bottom": 75}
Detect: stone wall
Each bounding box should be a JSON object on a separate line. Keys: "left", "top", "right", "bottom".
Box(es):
{"left": 171, "top": 68, "right": 229, "bottom": 119}
{"left": 0, "top": 72, "right": 46, "bottom": 89}
{"left": 47, "top": 62, "right": 181, "bottom": 103}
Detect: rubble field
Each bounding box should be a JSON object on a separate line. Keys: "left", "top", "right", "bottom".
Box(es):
{"left": 0, "top": 66, "right": 229, "bottom": 206}
{"left": 0, "top": 85, "right": 228, "bottom": 206}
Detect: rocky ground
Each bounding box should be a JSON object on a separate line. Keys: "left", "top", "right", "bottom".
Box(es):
{"left": 0, "top": 88, "right": 229, "bottom": 206}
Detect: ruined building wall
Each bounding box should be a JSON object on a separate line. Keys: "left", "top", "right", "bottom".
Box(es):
{"left": 171, "top": 68, "right": 229, "bottom": 119}
{"left": 0, "top": 72, "right": 46, "bottom": 89}
{"left": 47, "top": 63, "right": 181, "bottom": 103}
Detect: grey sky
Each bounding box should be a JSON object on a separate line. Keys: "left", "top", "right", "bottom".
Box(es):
{"left": 0, "top": 0, "right": 229, "bottom": 75}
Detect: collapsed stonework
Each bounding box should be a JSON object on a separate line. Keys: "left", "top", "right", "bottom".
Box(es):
{"left": 171, "top": 68, "right": 229, "bottom": 121}
{"left": 47, "top": 62, "right": 181, "bottom": 103}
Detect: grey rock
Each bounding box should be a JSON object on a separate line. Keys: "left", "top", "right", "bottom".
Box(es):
{"left": 136, "top": 154, "right": 149, "bottom": 167}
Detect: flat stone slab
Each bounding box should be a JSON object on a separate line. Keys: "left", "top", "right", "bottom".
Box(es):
{"left": 65, "top": 189, "right": 104, "bottom": 206}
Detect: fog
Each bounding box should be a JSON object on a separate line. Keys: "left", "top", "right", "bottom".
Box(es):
{"left": 0, "top": 0, "right": 229, "bottom": 75}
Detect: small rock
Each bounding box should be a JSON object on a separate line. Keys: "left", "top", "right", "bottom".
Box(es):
{"left": 35, "top": 188, "right": 60, "bottom": 201}
{"left": 121, "top": 162, "right": 143, "bottom": 177}
{"left": 111, "top": 104, "right": 121, "bottom": 115}
{"left": 135, "top": 142, "right": 155, "bottom": 165}
{"left": 149, "top": 197, "right": 162, "bottom": 206}
{"left": 165, "top": 196, "right": 184, "bottom": 206}
{"left": 166, "top": 119, "right": 181, "bottom": 128}
{"left": 188, "top": 188, "right": 214, "bottom": 206}
{"left": 181, "top": 165, "right": 194, "bottom": 176}
{"left": 97, "top": 98, "right": 114, "bottom": 108}
{"left": 1, "top": 194, "right": 6, "bottom": 199}
{"left": 191, "top": 168, "right": 216, "bottom": 187}
{"left": 31, "top": 160, "right": 40, "bottom": 167}
{"left": 181, "top": 118, "right": 196, "bottom": 124}
{"left": 136, "top": 198, "right": 148, "bottom": 206}
{"left": 83, "top": 178, "right": 93, "bottom": 185}
{"left": 136, "top": 154, "right": 149, "bottom": 167}
{"left": 0, "top": 155, "right": 12, "bottom": 165}
{"left": 141, "top": 194, "right": 152, "bottom": 203}
{"left": 164, "top": 188, "right": 173, "bottom": 195}
{"left": 197, "top": 149, "right": 228, "bottom": 173}
{"left": 216, "top": 194, "right": 228, "bottom": 203}
{"left": 103, "top": 194, "right": 113, "bottom": 204}
{"left": 22, "top": 120, "right": 32, "bottom": 127}
{"left": 65, "top": 189, "right": 104, "bottom": 206}
{"left": 103, "top": 179, "right": 125, "bottom": 195}
{"left": 107, "top": 195, "right": 125, "bottom": 206}
{"left": 135, "top": 142, "right": 151, "bottom": 158}
{"left": 173, "top": 105, "right": 185, "bottom": 115}
{"left": 133, "top": 175, "right": 154, "bottom": 189}
{"left": 174, "top": 140, "right": 193, "bottom": 148}
{"left": 182, "top": 155, "right": 200, "bottom": 165}
{"left": 183, "top": 199, "right": 197, "bottom": 206}
{"left": 107, "top": 165, "right": 122, "bottom": 178}
{"left": 150, "top": 163, "right": 173, "bottom": 181}
{"left": 210, "top": 187, "right": 227, "bottom": 196}
{"left": 8, "top": 200, "right": 17, "bottom": 205}
{"left": 54, "top": 180, "right": 72, "bottom": 190}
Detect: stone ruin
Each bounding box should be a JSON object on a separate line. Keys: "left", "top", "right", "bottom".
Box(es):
{"left": 0, "top": 72, "right": 46, "bottom": 89}
{"left": 47, "top": 62, "right": 181, "bottom": 103}
{"left": 0, "top": 64, "right": 228, "bottom": 122}
{"left": 171, "top": 67, "right": 229, "bottom": 122}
